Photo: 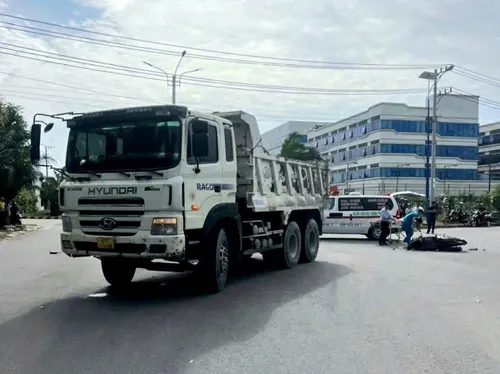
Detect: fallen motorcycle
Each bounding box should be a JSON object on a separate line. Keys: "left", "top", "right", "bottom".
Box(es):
{"left": 407, "top": 234, "right": 467, "bottom": 252}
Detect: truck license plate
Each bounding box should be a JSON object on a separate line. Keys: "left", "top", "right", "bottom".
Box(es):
{"left": 97, "top": 237, "right": 114, "bottom": 249}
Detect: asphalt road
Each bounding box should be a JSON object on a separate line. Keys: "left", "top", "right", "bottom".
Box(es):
{"left": 0, "top": 223, "right": 499, "bottom": 374}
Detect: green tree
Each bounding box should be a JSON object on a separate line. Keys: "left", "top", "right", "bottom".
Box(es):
{"left": 0, "top": 99, "right": 39, "bottom": 200}
{"left": 15, "top": 188, "right": 39, "bottom": 214}
{"left": 40, "top": 177, "right": 59, "bottom": 209}
{"left": 492, "top": 186, "right": 500, "bottom": 212}
{"left": 280, "top": 132, "right": 322, "bottom": 161}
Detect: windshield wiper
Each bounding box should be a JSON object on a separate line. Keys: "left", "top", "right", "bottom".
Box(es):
{"left": 76, "top": 168, "right": 102, "bottom": 178}
{"left": 137, "top": 169, "right": 164, "bottom": 176}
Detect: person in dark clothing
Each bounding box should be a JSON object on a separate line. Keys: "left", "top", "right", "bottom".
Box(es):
{"left": 426, "top": 201, "right": 438, "bottom": 234}
{"left": 379, "top": 201, "right": 392, "bottom": 245}
{"left": 10, "top": 202, "right": 21, "bottom": 226}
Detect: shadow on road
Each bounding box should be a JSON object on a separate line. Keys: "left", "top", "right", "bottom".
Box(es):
{"left": 0, "top": 259, "right": 350, "bottom": 374}
{"left": 320, "top": 236, "right": 371, "bottom": 242}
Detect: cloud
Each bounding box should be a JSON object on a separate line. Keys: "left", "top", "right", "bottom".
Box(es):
{"left": 1, "top": 0, "right": 500, "bottom": 165}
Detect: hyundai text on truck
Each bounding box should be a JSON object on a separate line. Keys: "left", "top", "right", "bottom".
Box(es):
{"left": 30, "top": 106, "right": 329, "bottom": 293}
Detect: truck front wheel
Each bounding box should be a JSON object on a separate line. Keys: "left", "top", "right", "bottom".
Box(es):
{"left": 101, "top": 258, "right": 136, "bottom": 287}
{"left": 200, "top": 227, "right": 230, "bottom": 293}
{"left": 263, "top": 221, "right": 301, "bottom": 269}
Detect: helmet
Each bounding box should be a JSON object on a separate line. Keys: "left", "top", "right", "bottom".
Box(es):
{"left": 417, "top": 206, "right": 424, "bottom": 213}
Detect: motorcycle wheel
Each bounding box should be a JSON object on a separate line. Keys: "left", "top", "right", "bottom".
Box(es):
{"left": 443, "top": 217, "right": 451, "bottom": 224}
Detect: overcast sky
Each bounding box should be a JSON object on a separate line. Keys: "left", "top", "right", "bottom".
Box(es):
{"left": 1, "top": 0, "right": 500, "bottom": 166}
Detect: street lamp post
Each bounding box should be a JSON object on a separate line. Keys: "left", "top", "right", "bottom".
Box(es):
{"left": 395, "top": 163, "right": 410, "bottom": 192}
{"left": 172, "top": 50, "right": 187, "bottom": 104}
{"left": 443, "top": 164, "right": 459, "bottom": 195}
{"left": 345, "top": 161, "right": 358, "bottom": 192}
{"left": 418, "top": 65, "right": 454, "bottom": 206}
{"left": 143, "top": 61, "right": 169, "bottom": 101}
{"left": 176, "top": 68, "right": 202, "bottom": 102}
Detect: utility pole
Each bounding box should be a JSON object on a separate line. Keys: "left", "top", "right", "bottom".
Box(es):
{"left": 488, "top": 164, "right": 492, "bottom": 192}
{"left": 41, "top": 145, "right": 54, "bottom": 178}
{"left": 430, "top": 69, "right": 438, "bottom": 204}
{"left": 419, "top": 64, "right": 454, "bottom": 205}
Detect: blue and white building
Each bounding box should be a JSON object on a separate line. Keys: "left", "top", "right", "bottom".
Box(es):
{"left": 307, "top": 94, "right": 490, "bottom": 195}
{"left": 479, "top": 122, "right": 500, "bottom": 180}
{"left": 260, "top": 120, "right": 331, "bottom": 155}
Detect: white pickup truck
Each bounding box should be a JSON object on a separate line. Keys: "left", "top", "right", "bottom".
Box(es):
{"left": 30, "top": 106, "right": 329, "bottom": 292}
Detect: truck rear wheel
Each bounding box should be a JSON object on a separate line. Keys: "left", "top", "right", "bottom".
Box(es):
{"left": 101, "top": 258, "right": 136, "bottom": 287}
{"left": 300, "top": 219, "right": 319, "bottom": 263}
{"left": 263, "top": 221, "right": 301, "bottom": 269}
{"left": 200, "top": 227, "right": 230, "bottom": 293}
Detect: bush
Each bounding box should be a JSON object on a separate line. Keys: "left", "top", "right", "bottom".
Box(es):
{"left": 15, "top": 188, "right": 38, "bottom": 214}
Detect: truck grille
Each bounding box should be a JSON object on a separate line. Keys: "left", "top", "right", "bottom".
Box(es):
{"left": 77, "top": 197, "right": 145, "bottom": 236}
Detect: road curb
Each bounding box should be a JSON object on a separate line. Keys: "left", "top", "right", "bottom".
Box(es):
{"left": 24, "top": 216, "right": 61, "bottom": 219}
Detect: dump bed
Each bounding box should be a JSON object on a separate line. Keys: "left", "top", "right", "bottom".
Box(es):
{"left": 214, "top": 110, "right": 330, "bottom": 213}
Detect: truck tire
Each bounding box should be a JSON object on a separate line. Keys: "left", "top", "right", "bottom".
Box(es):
{"left": 300, "top": 219, "right": 320, "bottom": 263}
{"left": 200, "top": 227, "right": 230, "bottom": 293}
{"left": 101, "top": 258, "right": 136, "bottom": 287}
{"left": 263, "top": 221, "right": 301, "bottom": 269}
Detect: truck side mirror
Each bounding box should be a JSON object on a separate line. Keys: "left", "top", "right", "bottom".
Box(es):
{"left": 30, "top": 123, "right": 41, "bottom": 164}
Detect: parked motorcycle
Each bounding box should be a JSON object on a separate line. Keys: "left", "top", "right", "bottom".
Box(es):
{"left": 472, "top": 210, "right": 492, "bottom": 227}
{"left": 443, "top": 209, "right": 472, "bottom": 226}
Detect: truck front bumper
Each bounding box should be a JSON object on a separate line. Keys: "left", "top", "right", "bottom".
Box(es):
{"left": 60, "top": 230, "right": 186, "bottom": 260}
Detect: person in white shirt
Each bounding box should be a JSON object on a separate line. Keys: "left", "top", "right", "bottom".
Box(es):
{"left": 379, "top": 201, "right": 392, "bottom": 245}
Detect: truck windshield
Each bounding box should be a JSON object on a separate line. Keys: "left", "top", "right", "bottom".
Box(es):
{"left": 65, "top": 119, "right": 181, "bottom": 173}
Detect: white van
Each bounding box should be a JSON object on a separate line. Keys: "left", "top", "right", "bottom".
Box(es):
{"left": 322, "top": 193, "right": 399, "bottom": 239}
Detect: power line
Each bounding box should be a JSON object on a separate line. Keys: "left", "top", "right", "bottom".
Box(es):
{"left": 0, "top": 41, "right": 428, "bottom": 93}
{"left": 0, "top": 49, "right": 427, "bottom": 96}
{"left": 456, "top": 66, "right": 500, "bottom": 86}
{"left": 453, "top": 68, "right": 500, "bottom": 89}
{"left": 0, "top": 14, "right": 444, "bottom": 70}
{"left": 0, "top": 71, "right": 366, "bottom": 121}
{"left": 0, "top": 72, "right": 158, "bottom": 103}
{"left": 450, "top": 89, "right": 500, "bottom": 111}
{"left": 0, "top": 86, "right": 346, "bottom": 122}
{"left": 0, "top": 92, "right": 107, "bottom": 109}
{"left": 0, "top": 87, "right": 142, "bottom": 106}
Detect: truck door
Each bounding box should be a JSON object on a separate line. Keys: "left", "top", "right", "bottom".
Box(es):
{"left": 221, "top": 125, "right": 237, "bottom": 204}
{"left": 184, "top": 118, "right": 223, "bottom": 230}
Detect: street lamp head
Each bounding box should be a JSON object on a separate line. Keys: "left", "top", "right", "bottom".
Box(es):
{"left": 181, "top": 50, "right": 186, "bottom": 57}
{"left": 43, "top": 123, "right": 54, "bottom": 133}
{"left": 419, "top": 71, "right": 438, "bottom": 80}
{"left": 143, "top": 61, "right": 152, "bottom": 67}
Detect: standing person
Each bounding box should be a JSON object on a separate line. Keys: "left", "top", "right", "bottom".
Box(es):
{"left": 426, "top": 201, "right": 437, "bottom": 234}
{"left": 10, "top": 202, "right": 21, "bottom": 226}
{"left": 0, "top": 197, "right": 5, "bottom": 228}
{"left": 402, "top": 207, "right": 424, "bottom": 249}
{"left": 379, "top": 201, "right": 392, "bottom": 246}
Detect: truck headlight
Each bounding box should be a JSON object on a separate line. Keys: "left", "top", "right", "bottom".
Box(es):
{"left": 151, "top": 217, "right": 177, "bottom": 235}
{"left": 62, "top": 216, "right": 72, "bottom": 232}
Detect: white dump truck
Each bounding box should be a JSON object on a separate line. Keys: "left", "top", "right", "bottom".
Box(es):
{"left": 30, "top": 106, "right": 329, "bottom": 292}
